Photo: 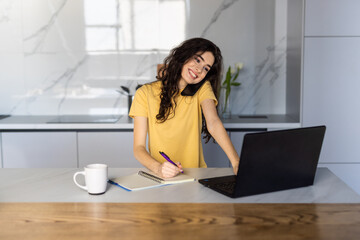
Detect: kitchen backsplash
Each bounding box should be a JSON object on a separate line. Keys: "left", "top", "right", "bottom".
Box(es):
{"left": 0, "top": 0, "right": 289, "bottom": 116}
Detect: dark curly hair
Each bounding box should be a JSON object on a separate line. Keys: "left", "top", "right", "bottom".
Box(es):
{"left": 156, "top": 38, "right": 223, "bottom": 143}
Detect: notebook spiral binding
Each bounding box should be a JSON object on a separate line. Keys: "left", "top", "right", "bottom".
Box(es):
{"left": 138, "top": 171, "right": 164, "bottom": 183}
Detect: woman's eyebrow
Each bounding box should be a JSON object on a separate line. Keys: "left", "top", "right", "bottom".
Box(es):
{"left": 196, "top": 54, "right": 212, "bottom": 68}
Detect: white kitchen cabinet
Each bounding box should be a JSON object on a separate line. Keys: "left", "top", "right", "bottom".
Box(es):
{"left": 202, "top": 130, "right": 265, "bottom": 168}
{"left": 78, "top": 131, "right": 142, "bottom": 168}
{"left": 305, "top": 0, "right": 360, "bottom": 36}
{"left": 202, "top": 134, "right": 230, "bottom": 168}
{"left": 303, "top": 37, "right": 360, "bottom": 163}
{"left": 2, "top": 132, "right": 77, "bottom": 168}
{"left": 230, "top": 131, "right": 250, "bottom": 158}
{"left": 303, "top": 0, "right": 360, "bottom": 195}
{"left": 0, "top": 133, "right": 3, "bottom": 168}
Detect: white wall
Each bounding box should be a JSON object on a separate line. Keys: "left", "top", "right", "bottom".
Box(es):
{"left": 303, "top": 0, "right": 360, "bottom": 194}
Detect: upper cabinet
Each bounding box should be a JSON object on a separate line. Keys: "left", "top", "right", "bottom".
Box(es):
{"left": 303, "top": 37, "right": 360, "bottom": 163}
{"left": 303, "top": 0, "right": 360, "bottom": 163}
{"left": 305, "top": 0, "right": 360, "bottom": 36}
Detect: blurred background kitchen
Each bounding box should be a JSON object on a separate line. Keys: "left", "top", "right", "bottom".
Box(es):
{"left": 0, "top": 0, "right": 289, "bottom": 117}
{"left": 1, "top": 0, "right": 360, "bottom": 195}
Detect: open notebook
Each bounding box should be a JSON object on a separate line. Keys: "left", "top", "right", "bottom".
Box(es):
{"left": 109, "top": 170, "right": 195, "bottom": 191}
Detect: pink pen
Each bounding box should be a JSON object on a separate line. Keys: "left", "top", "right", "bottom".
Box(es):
{"left": 159, "top": 151, "right": 184, "bottom": 173}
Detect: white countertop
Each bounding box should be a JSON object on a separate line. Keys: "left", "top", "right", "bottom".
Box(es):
{"left": 0, "top": 114, "right": 301, "bottom": 130}
{"left": 0, "top": 167, "right": 359, "bottom": 203}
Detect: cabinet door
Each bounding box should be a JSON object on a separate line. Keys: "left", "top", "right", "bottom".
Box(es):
{"left": 202, "top": 130, "right": 266, "bottom": 168}
{"left": 303, "top": 38, "right": 360, "bottom": 163}
{"left": 78, "top": 132, "right": 142, "bottom": 168}
{"left": 2, "top": 132, "right": 77, "bottom": 168}
{"left": 0, "top": 133, "right": 3, "bottom": 168}
{"left": 202, "top": 135, "right": 230, "bottom": 168}
{"left": 305, "top": 0, "right": 360, "bottom": 36}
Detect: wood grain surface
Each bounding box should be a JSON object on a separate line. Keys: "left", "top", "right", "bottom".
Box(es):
{"left": 1, "top": 203, "right": 360, "bottom": 240}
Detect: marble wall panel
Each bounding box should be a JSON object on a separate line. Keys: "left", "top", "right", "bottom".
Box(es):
{"left": 0, "top": 0, "right": 292, "bottom": 116}
{"left": 0, "top": 0, "right": 22, "bottom": 53}
{"left": 0, "top": 53, "right": 25, "bottom": 113}
{"left": 22, "top": 0, "right": 86, "bottom": 54}
{"left": 86, "top": 54, "right": 119, "bottom": 85}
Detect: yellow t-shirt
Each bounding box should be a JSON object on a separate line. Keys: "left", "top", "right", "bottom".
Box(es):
{"left": 129, "top": 81, "right": 217, "bottom": 168}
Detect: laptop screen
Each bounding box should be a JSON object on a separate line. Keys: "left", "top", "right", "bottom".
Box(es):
{"left": 235, "top": 126, "right": 326, "bottom": 197}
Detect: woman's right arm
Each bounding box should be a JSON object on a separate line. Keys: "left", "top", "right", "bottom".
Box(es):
{"left": 133, "top": 116, "right": 181, "bottom": 178}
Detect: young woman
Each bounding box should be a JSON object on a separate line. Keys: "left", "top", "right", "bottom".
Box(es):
{"left": 129, "top": 38, "right": 239, "bottom": 178}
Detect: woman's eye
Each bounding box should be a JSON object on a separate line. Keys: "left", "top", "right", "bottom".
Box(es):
{"left": 204, "top": 67, "right": 209, "bottom": 72}
{"left": 195, "top": 57, "right": 201, "bottom": 63}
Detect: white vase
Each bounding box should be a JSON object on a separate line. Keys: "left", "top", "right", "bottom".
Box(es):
{"left": 219, "top": 87, "right": 231, "bottom": 119}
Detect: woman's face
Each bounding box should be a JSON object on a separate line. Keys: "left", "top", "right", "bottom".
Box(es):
{"left": 179, "top": 51, "right": 215, "bottom": 89}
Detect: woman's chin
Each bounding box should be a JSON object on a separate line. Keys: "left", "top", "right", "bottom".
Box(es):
{"left": 187, "top": 79, "right": 201, "bottom": 85}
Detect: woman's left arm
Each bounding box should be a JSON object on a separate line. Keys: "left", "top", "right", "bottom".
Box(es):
{"left": 201, "top": 99, "right": 240, "bottom": 174}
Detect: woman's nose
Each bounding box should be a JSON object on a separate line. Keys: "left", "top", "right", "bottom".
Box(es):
{"left": 194, "top": 64, "right": 202, "bottom": 73}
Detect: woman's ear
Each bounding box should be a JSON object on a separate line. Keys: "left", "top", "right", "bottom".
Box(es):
{"left": 181, "top": 80, "right": 206, "bottom": 96}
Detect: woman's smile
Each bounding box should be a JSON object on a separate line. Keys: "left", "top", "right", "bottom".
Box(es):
{"left": 188, "top": 68, "right": 198, "bottom": 80}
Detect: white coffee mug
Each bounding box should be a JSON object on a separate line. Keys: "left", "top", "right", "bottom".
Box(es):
{"left": 73, "top": 164, "right": 108, "bottom": 195}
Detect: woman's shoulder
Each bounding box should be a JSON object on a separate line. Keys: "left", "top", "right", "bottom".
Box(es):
{"left": 199, "top": 80, "right": 213, "bottom": 93}
{"left": 135, "top": 81, "right": 162, "bottom": 97}
{"left": 197, "top": 80, "right": 217, "bottom": 103}
{"left": 202, "top": 80, "right": 212, "bottom": 88}
{"left": 150, "top": 80, "right": 162, "bottom": 89}
{"left": 141, "top": 80, "right": 162, "bottom": 90}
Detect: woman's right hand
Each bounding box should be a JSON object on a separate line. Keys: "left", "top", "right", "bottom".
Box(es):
{"left": 157, "top": 162, "right": 182, "bottom": 178}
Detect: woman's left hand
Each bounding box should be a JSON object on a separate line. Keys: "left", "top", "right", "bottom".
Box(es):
{"left": 232, "top": 161, "right": 239, "bottom": 175}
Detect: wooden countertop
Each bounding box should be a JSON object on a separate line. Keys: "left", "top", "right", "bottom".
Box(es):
{"left": 1, "top": 203, "right": 359, "bottom": 240}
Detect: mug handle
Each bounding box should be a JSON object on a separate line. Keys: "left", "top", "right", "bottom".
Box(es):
{"left": 73, "top": 171, "right": 87, "bottom": 191}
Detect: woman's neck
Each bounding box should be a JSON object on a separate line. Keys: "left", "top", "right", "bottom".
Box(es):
{"left": 178, "top": 78, "right": 187, "bottom": 90}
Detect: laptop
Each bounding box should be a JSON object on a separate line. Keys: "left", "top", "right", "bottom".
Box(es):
{"left": 198, "top": 126, "right": 326, "bottom": 198}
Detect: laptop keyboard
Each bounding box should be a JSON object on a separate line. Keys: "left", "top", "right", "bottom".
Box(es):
{"left": 213, "top": 181, "right": 236, "bottom": 194}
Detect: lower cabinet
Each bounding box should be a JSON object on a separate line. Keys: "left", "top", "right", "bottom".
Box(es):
{"left": 2, "top": 132, "right": 77, "bottom": 168}
{"left": 202, "top": 135, "right": 230, "bottom": 167}
{"left": 0, "top": 129, "right": 265, "bottom": 168}
{"left": 230, "top": 131, "right": 249, "bottom": 157}
{"left": 202, "top": 130, "right": 263, "bottom": 168}
{"left": 0, "top": 133, "right": 3, "bottom": 168}
{"left": 78, "top": 131, "right": 142, "bottom": 168}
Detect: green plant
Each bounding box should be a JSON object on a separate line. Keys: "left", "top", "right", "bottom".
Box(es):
{"left": 221, "top": 63, "right": 243, "bottom": 113}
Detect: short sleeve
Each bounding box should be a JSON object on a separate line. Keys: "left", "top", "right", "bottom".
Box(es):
{"left": 198, "top": 81, "right": 218, "bottom": 106}
{"left": 129, "top": 85, "right": 148, "bottom": 118}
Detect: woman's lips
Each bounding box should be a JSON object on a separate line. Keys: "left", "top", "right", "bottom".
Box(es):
{"left": 189, "top": 69, "right": 198, "bottom": 80}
